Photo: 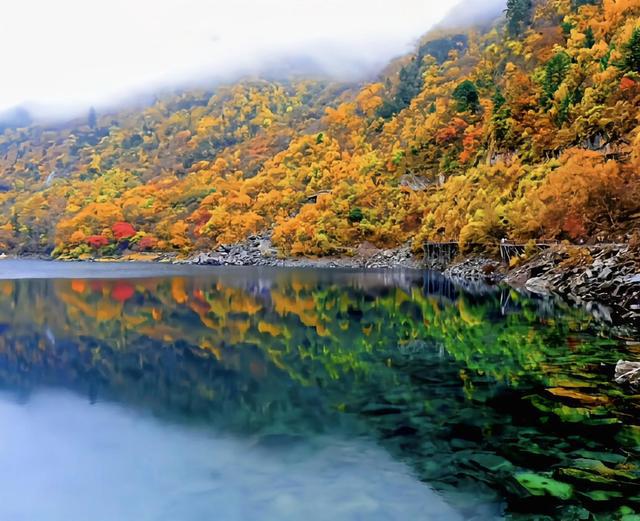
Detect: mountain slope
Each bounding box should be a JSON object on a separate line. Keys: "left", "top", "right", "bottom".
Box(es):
{"left": 0, "top": 0, "right": 639, "bottom": 258}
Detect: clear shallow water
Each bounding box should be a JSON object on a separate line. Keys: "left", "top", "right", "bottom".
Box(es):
{"left": 0, "top": 262, "right": 638, "bottom": 520}
{"left": 0, "top": 392, "right": 457, "bottom": 521}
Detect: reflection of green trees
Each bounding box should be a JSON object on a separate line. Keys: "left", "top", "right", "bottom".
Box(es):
{"left": 0, "top": 272, "right": 638, "bottom": 519}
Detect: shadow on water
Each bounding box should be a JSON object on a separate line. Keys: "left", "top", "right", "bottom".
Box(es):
{"left": 0, "top": 264, "right": 638, "bottom": 519}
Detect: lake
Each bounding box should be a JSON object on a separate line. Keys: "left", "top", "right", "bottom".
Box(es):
{"left": 0, "top": 260, "right": 638, "bottom": 520}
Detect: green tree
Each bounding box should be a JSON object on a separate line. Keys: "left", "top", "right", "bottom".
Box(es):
{"left": 392, "top": 59, "right": 427, "bottom": 113}
{"left": 348, "top": 207, "right": 364, "bottom": 223}
{"left": 491, "top": 90, "right": 511, "bottom": 145}
{"left": 572, "top": 0, "right": 599, "bottom": 10}
{"left": 506, "top": 0, "right": 533, "bottom": 36}
{"left": 584, "top": 27, "right": 595, "bottom": 49}
{"left": 377, "top": 35, "right": 468, "bottom": 119}
{"left": 452, "top": 80, "right": 480, "bottom": 113}
{"left": 88, "top": 107, "right": 97, "bottom": 129}
{"left": 544, "top": 52, "right": 571, "bottom": 101}
{"left": 561, "top": 21, "right": 574, "bottom": 37}
{"left": 623, "top": 27, "right": 640, "bottom": 73}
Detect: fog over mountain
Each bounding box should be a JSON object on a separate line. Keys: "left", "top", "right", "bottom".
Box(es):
{"left": 437, "top": 0, "right": 506, "bottom": 29}
{"left": 0, "top": 0, "right": 472, "bottom": 120}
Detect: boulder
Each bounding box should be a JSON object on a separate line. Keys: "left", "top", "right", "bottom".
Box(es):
{"left": 525, "top": 277, "right": 552, "bottom": 295}
{"left": 614, "top": 360, "right": 640, "bottom": 389}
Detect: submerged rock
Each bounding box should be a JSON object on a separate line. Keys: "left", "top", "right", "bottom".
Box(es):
{"left": 515, "top": 472, "right": 574, "bottom": 500}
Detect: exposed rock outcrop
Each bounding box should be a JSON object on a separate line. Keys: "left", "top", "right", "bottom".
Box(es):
{"left": 444, "top": 257, "right": 505, "bottom": 284}
{"left": 506, "top": 245, "right": 640, "bottom": 328}
{"left": 187, "top": 234, "right": 279, "bottom": 267}
{"left": 184, "top": 236, "right": 423, "bottom": 270}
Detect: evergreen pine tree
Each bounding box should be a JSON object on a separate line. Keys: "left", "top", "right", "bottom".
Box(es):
{"left": 623, "top": 27, "right": 640, "bottom": 72}
{"left": 584, "top": 27, "right": 595, "bottom": 49}
{"left": 544, "top": 52, "right": 571, "bottom": 100}
{"left": 506, "top": 0, "right": 533, "bottom": 36}
{"left": 88, "top": 107, "right": 97, "bottom": 129}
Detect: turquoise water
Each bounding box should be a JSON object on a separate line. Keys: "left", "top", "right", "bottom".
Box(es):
{"left": 0, "top": 262, "right": 638, "bottom": 520}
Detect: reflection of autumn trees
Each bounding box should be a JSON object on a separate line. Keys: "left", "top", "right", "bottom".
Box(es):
{"left": 0, "top": 272, "right": 608, "bottom": 391}
{"left": 0, "top": 0, "right": 639, "bottom": 256}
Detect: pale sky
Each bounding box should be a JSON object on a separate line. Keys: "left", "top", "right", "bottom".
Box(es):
{"left": 0, "top": 0, "right": 465, "bottom": 115}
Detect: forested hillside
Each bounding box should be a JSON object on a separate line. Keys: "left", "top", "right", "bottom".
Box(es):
{"left": 0, "top": 0, "right": 639, "bottom": 258}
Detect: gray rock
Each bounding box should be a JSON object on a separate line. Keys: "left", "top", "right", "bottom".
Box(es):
{"left": 615, "top": 360, "right": 640, "bottom": 389}
{"left": 525, "top": 277, "right": 552, "bottom": 295}
{"left": 599, "top": 267, "right": 613, "bottom": 280}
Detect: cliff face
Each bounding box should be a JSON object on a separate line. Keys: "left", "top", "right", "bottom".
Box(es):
{"left": 0, "top": 0, "right": 638, "bottom": 259}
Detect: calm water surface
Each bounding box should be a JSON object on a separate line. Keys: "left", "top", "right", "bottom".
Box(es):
{"left": 0, "top": 260, "right": 638, "bottom": 520}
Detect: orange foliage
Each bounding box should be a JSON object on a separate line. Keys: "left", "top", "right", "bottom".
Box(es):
{"left": 534, "top": 150, "right": 638, "bottom": 240}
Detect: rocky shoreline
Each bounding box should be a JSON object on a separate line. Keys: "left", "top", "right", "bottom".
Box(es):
{"left": 505, "top": 244, "right": 640, "bottom": 330}
{"left": 417, "top": 243, "right": 638, "bottom": 331}
{"left": 182, "top": 235, "right": 424, "bottom": 270}
{"left": 443, "top": 257, "right": 504, "bottom": 285}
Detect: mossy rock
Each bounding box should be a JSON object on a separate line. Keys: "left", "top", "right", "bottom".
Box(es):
{"left": 579, "top": 489, "right": 624, "bottom": 502}
{"left": 515, "top": 472, "right": 574, "bottom": 500}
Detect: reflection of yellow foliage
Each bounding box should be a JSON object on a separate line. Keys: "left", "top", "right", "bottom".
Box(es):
{"left": 95, "top": 300, "right": 122, "bottom": 322}
{"left": 138, "top": 324, "right": 180, "bottom": 341}
{"left": 123, "top": 314, "right": 146, "bottom": 328}
{"left": 171, "top": 278, "right": 188, "bottom": 304}
{"left": 58, "top": 291, "right": 101, "bottom": 320}
{"left": 546, "top": 387, "right": 610, "bottom": 405}
{"left": 229, "top": 294, "right": 262, "bottom": 315}
{"left": 458, "top": 300, "right": 482, "bottom": 326}
{"left": 291, "top": 279, "right": 308, "bottom": 293}
{"left": 208, "top": 297, "right": 230, "bottom": 317}
{"left": 272, "top": 293, "right": 315, "bottom": 316}
{"left": 196, "top": 312, "right": 220, "bottom": 331}
{"left": 316, "top": 324, "right": 330, "bottom": 337}
{"left": 258, "top": 321, "right": 283, "bottom": 337}
{"left": 199, "top": 339, "right": 222, "bottom": 360}
{"left": 227, "top": 319, "right": 251, "bottom": 343}
{"left": 0, "top": 282, "right": 12, "bottom": 297}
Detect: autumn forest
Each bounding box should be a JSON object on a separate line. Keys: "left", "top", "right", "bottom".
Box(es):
{"left": 1, "top": 0, "right": 639, "bottom": 259}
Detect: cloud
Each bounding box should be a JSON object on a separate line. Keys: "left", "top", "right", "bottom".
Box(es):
{"left": 437, "top": 0, "right": 505, "bottom": 29}
{"left": 0, "top": 0, "right": 464, "bottom": 116}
